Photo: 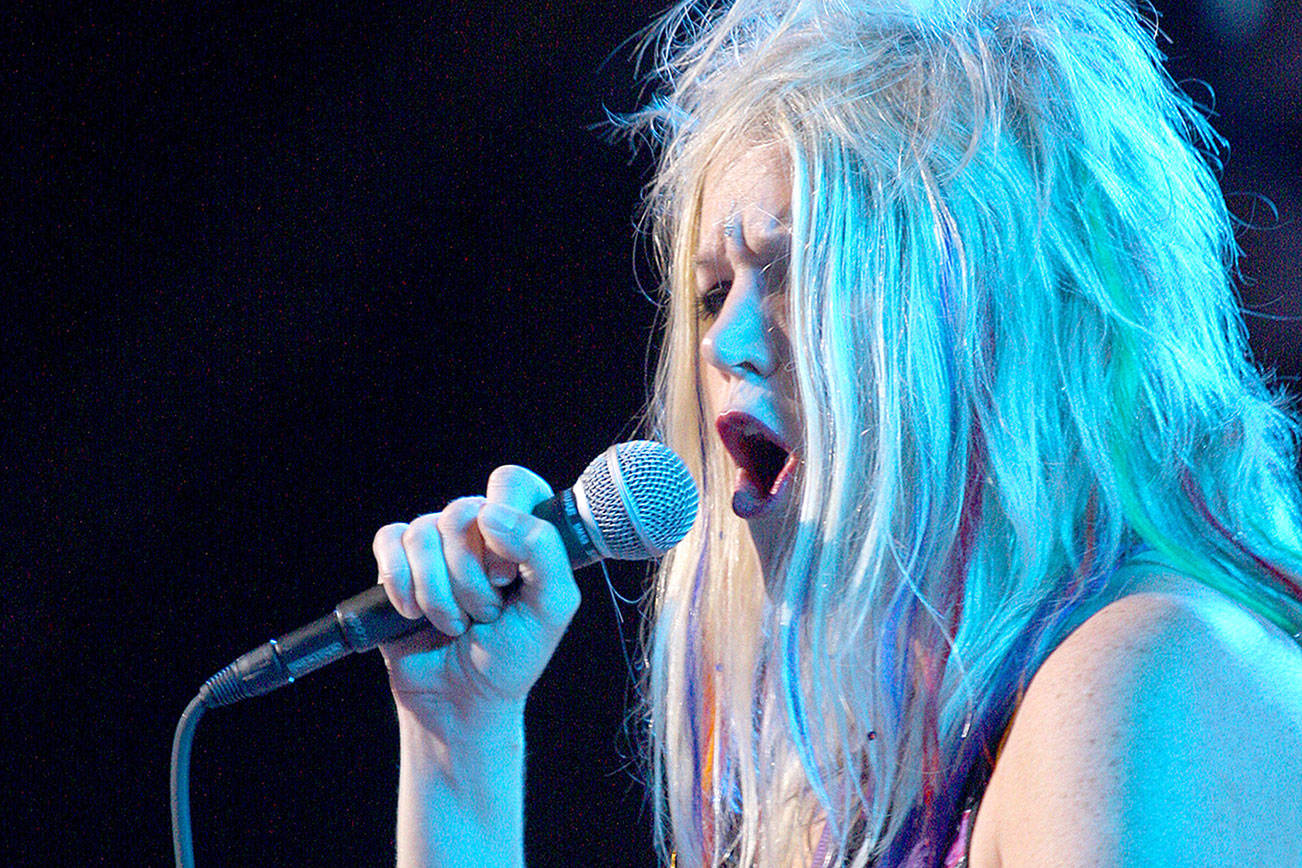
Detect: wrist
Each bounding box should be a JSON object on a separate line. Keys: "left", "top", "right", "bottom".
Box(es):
{"left": 393, "top": 685, "right": 526, "bottom": 743}
{"left": 396, "top": 698, "right": 525, "bottom": 775}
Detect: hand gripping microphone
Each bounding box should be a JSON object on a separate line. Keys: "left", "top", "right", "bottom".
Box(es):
{"left": 172, "top": 442, "right": 698, "bottom": 868}
{"left": 199, "top": 440, "right": 699, "bottom": 707}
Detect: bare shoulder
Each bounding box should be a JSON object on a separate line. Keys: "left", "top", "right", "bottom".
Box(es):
{"left": 972, "top": 573, "right": 1302, "bottom": 867}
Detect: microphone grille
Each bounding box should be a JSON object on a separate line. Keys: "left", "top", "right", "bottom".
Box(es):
{"left": 578, "top": 440, "right": 698, "bottom": 560}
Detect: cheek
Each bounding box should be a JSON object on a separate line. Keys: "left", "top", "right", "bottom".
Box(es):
{"left": 768, "top": 326, "right": 797, "bottom": 399}
{"left": 700, "top": 356, "right": 728, "bottom": 419}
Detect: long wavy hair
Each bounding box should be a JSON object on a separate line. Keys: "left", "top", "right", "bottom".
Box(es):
{"left": 623, "top": 1, "right": 1302, "bottom": 865}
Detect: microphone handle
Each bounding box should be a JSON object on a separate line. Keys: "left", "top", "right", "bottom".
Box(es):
{"left": 201, "top": 488, "right": 600, "bottom": 708}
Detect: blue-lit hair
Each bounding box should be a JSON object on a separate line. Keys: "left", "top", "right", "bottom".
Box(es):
{"left": 625, "top": 1, "right": 1302, "bottom": 865}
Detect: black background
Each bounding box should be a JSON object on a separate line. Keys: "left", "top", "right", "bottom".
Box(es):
{"left": 6, "top": 2, "right": 1300, "bottom": 865}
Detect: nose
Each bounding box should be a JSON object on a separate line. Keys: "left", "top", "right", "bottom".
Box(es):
{"left": 700, "top": 277, "right": 776, "bottom": 379}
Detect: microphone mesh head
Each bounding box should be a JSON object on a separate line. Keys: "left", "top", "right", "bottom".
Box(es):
{"left": 578, "top": 440, "right": 698, "bottom": 559}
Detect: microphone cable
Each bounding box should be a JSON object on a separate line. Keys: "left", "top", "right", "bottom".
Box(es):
{"left": 171, "top": 689, "right": 209, "bottom": 868}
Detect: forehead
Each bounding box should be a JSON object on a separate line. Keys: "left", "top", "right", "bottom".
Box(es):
{"left": 696, "top": 143, "right": 792, "bottom": 252}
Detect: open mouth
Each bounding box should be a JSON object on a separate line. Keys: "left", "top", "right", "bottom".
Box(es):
{"left": 715, "top": 411, "right": 798, "bottom": 518}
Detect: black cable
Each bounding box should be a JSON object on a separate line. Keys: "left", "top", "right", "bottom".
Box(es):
{"left": 171, "top": 689, "right": 210, "bottom": 868}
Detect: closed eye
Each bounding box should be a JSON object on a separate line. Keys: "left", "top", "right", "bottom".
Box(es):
{"left": 696, "top": 281, "right": 731, "bottom": 320}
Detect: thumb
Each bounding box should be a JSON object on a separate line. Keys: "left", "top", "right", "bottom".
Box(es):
{"left": 478, "top": 465, "right": 579, "bottom": 633}
{"left": 484, "top": 463, "right": 554, "bottom": 509}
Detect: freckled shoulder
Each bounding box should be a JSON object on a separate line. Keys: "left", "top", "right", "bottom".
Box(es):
{"left": 969, "top": 574, "right": 1302, "bottom": 868}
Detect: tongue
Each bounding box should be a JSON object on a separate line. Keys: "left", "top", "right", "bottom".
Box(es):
{"left": 732, "top": 468, "right": 769, "bottom": 518}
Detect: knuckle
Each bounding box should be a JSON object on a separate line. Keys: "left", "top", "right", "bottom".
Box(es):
{"left": 376, "top": 521, "right": 408, "bottom": 537}
{"left": 438, "top": 496, "right": 485, "bottom": 530}
{"left": 400, "top": 521, "right": 438, "bottom": 553}
{"left": 373, "top": 522, "right": 407, "bottom": 551}
{"left": 406, "top": 512, "right": 438, "bottom": 533}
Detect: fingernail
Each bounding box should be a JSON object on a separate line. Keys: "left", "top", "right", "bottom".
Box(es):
{"left": 479, "top": 502, "right": 516, "bottom": 535}
{"left": 480, "top": 605, "right": 501, "bottom": 622}
{"left": 447, "top": 618, "right": 467, "bottom": 636}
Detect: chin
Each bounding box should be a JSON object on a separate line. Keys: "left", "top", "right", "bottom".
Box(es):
{"left": 741, "top": 493, "right": 800, "bottom": 597}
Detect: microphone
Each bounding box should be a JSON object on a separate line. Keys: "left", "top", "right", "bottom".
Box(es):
{"left": 199, "top": 441, "right": 698, "bottom": 707}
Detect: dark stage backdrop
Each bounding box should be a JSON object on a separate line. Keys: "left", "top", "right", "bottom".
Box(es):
{"left": 6, "top": 2, "right": 1299, "bottom": 866}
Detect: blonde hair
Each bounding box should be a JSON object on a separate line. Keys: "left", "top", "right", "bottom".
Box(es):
{"left": 624, "top": 1, "right": 1302, "bottom": 865}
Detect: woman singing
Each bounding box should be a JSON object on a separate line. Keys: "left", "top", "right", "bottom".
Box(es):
{"left": 373, "top": 0, "right": 1302, "bottom": 864}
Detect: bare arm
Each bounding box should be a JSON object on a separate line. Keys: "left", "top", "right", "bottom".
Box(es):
{"left": 375, "top": 466, "right": 581, "bottom": 868}
{"left": 393, "top": 699, "right": 525, "bottom": 868}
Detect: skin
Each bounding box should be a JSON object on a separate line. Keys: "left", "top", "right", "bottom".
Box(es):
{"left": 696, "top": 145, "right": 1302, "bottom": 865}
{"left": 376, "top": 142, "right": 1302, "bottom": 865}
{"left": 375, "top": 467, "right": 578, "bottom": 868}
{"left": 968, "top": 568, "right": 1302, "bottom": 867}
{"left": 373, "top": 144, "right": 806, "bottom": 865}
{"left": 694, "top": 142, "right": 802, "bottom": 574}
{"left": 703, "top": 145, "right": 1302, "bottom": 864}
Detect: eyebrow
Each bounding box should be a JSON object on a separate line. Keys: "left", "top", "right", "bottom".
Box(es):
{"left": 692, "top": 223, "right": 791, "bottom": 269}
